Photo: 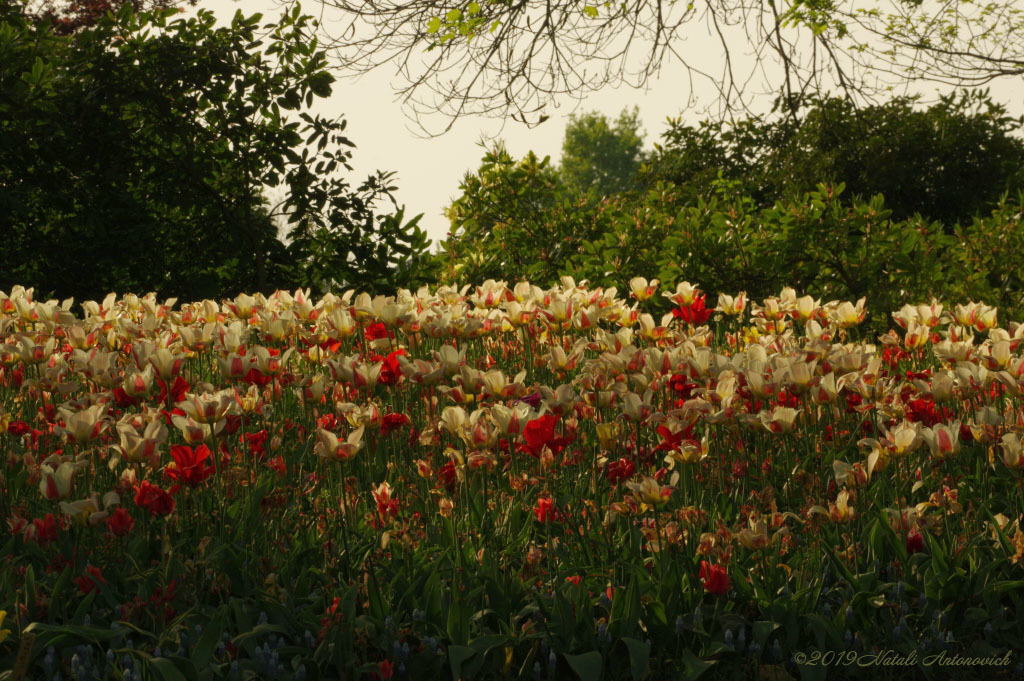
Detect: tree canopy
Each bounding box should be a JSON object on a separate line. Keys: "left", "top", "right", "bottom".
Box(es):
{"left": 560, "top": 107, "right": 646, "bottom": 199}
{"left": 315, "top": 0, "right": 1024, "bottom": 132}
{"left": 643, "top": 92, "right": 1024, "bottom": 224}
{"left": 0, "top": 2, "right": 435, "bottom": 301}
{"left": 441, "top": 95, "right": 1024, "bottom": 322}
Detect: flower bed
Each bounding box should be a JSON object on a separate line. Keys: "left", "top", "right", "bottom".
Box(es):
{"left": 1, "top": 280, "right": 1023, "bottom": 680}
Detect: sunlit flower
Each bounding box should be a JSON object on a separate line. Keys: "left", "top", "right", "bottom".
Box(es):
{"left": 165, "top": 444, "right": 216, "bottom": 487}
{"left": 625, "top": 476, "right": 673, "bottom": 510}
{"left": 715, "top": 292, "right": 746, "bottom": 316}
{"left": 314, "top": 426, "right": 365, "bottom": 462}
{"left": 55, "top": 403, "right": 109, "bottom": 444}
{"left": 629, "top": 277, "right": 659, "bottom": 302}
{"left": 920, "top": 421, "right": 961, "bottom": 460}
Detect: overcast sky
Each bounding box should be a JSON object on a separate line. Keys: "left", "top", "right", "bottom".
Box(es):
{"left": 188, "top": 0, "right": 1020, "bottom": 247}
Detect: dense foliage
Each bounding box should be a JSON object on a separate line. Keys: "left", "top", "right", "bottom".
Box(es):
{"left": 643, "top": 93, "right": 1024, "bottom": 225}
{"left": 0, "top": 4, "right": 436, "bottom": 302}
{"left": 442, "top": 97, "right": 1024, "bottom": 329}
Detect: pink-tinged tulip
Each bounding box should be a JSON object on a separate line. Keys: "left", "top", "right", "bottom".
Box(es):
{"left": 60, "top": 492, "right": 117, "bottom": 526}
{"left": 178, "top": 323, "right": 216, "bottom": 352}
{"left": 737, "top": 519, "right": 771, "bottom": 551}
{"left": 249, "top": 346, "right": 294, "bottom": 377}
{"left": 470, "top": 279, "right": 509, "bottom": 308}
{"left": 55, "top": 404, "right": 109, "bottom": 444}
{"left": 176, "top": 390, "right": 240, "bottom": 424}
{"left": 323, "top": 307, "right": 357, "bottom": 339}
{"left": 171, "top": 413, "right": 223, "bottom": 444}
{"left": 481, "top": 369, "right": 527, "bottom": 399}
{"left": 622, "top": 391, "right": 653, "bottom": 423}
{"left": 625, "top": 476, "right": 673, "bottom": 511}
{"left": 920, "top": 421, "right": 961, "bottom": 460}
{"left": 314, "top": 426, "right": 365, "bottom": 462}
{"left": 39, "top": 461, "right": 77, "bottom": 500}
{"left": 490, "top": 403, "right": 532, "bottom": 435}
{"left": 122, "top": 365, "right": 155, "bottom": 398}
{"left": 760, "top": 406, "right": 801, "bottom": 434}
{"left": 372, "top": 481, "right": 400, "bottom": 520}
{"left": 540, "top": 293, "right": 574, "bottom": 327}
{"left": 983, "top": 339, "right": 1012, "bottom": 371}
{"left": 1002, "top": 433, "right": 1023, "bottom": 469}
{"left": 503, "top": 300, "right": 536, "bottom": 328}
{"left": 715, "top": 291, "right": 747, "bottom": 316}
{"left": 398, "top": 357, "right": 445, "bottom": 386}
{"left": 779, "top": 359, "right": 818, "bottom": 394}
{"left": 832, "top": 460, "right": 869, "bottom": 488}
{"left": 793, "top": 295, "right": 821, "bottom": 323}
{"left": 662, "top": 281, "right": 699, "bottom": 307}
{"left": 223, "top": 293, "right": 258, "bottom": 320}
{"left": 149, "top": 347, "right": 185, "bottom": 382}
{"left": 216, "top": 351, "right": 254, "bottom": 380}
{"left": 17, "top": 335, "right": 56, "bottom": 365}
{"left": 810, "top": 372, "right": 845, "bottom": 405}
{"left": 888, "top": 420, "right": 922, "bottom": 457}
{"left": 116, "top": 417, "right": 167, "bottom": 466}
{"left": 913, "top": 371, "right": 955, "bottom": 403}
{"left": 810, "top": 489, "right": 856, "bottom": 523}
{"left": 954, "top": 302, "right": 997, "bottom": 332}
{"left": 629, "top": 277, "right": 659, "bottom": 302}
{"left": 903, "top": 320, "right": 930, "bottom": 351}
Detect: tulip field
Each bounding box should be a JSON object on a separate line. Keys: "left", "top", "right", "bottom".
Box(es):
{"left": 2, "top": 280, "right": 1024, "bottom": 681}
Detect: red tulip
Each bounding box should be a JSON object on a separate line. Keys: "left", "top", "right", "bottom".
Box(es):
{"left": 699, "top": 560, "right": 730, "bottom": 595}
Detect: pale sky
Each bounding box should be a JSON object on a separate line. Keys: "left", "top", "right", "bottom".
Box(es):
{"left": 187, "top": 0, "right": 1021, "bottom": 247}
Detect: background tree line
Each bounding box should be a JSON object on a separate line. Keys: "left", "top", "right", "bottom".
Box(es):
{"left": 442, "top": 93, "right": 1024, "bottom": 326}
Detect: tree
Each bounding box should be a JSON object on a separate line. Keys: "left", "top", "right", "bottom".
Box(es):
{"left": 0, "top": 3, "right": 433, "bottom": 301}
{"left": 314, "top": 0, "right": 1024, "bottom": 132}
{"left": 441, "top": 142, "right": 576, "bottom": 283}
{"left": 560, "top": 107, "right": 646, "bottom": 199}
{"left": 21, "top": 0, "right": 196, "bottom": 34}
{"left": 643, "top": 93, "right": 1024, "bottom": 224}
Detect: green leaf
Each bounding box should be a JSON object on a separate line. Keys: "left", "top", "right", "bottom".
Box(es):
{"left": 426, "top": 17, "right": 442, "bottom": 34}
{"left": 620, "top": 637, "right": 650, "bottom": 681}
{"left": 448, "top": 644, "right": 476, "bottom": 679}
{"left": 584, "top": 5, "right": 599, "bottom": 17}
{"left": 189, "top": 611, "right": 225, "bottom": 669}
{"left": 564, "top": 650, "right": 603, "bottom": 681}
{"left": 679, "top": 649, "right": 714, "bottom": 681}
{"left": 148, "top": 657, "right": 188, "bottom": 681}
